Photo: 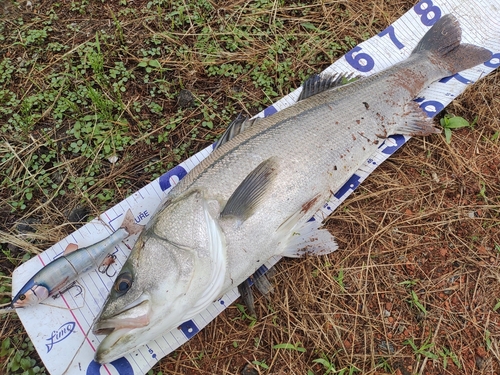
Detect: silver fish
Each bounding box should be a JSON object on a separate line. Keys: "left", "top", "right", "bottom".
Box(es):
{"left": 11, "top": 209, "right": 143, "bottom": 308}
{"left": 92, "top": 14, "right": 491, "bottom": 363}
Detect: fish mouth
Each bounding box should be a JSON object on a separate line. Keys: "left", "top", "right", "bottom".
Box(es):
{"left": 93, "top": 297, "right": 152, "bottom": 364}
{"left": 94, "top": 327, "right": 141, "bottom": 364}
{"left": 93, "top": 297, "right": 151, "bottom": 335}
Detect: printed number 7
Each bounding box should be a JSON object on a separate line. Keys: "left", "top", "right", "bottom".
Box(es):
{"left": 378, "top": 25, "right": 404, "bottom": 49}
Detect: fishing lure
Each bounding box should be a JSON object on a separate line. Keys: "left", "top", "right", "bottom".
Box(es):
{"left": 11, "top": 209, "right": 143, "bottom": 308}
{"left": 98, "top": 253, "right": 118, "bottom": 277}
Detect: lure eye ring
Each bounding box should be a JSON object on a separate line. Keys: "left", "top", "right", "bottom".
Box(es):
{"left": 114, "top": 272, "right": 133, "bottom": 295}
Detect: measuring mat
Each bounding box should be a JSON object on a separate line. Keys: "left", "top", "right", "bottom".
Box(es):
{"left": 12, "top": 1, "right": 500, "bottom": 374}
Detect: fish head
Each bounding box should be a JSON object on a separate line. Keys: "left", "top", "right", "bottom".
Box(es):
{"left": 12, "top": 283, "right": 49, "bottom": 308}
{"left": 93, "top": 190, "right": 226, "bottom": 364}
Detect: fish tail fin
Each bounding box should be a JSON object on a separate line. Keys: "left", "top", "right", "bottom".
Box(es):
{"left": 120, "top": 209, "right": 144, "bottom": 236}
{"left": 412, "top": 14, "right": 491, "bottom": 74}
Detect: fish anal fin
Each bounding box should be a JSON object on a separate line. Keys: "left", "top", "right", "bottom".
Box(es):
{"left": 394, "top": 102, "right": 441, "bottom": 136}
{"left": 221, "top": 158, "right": 278, "bottom": 222}
{"left": 281, "top": 218, "right": 338, "bottom": 258}
{"left": 214, "top": 114, "right": 260, "bottom": 150}
{"left": 298, "top": 73, "right": 358, "bottom": 101}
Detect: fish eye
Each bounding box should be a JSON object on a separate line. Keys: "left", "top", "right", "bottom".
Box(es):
{"left": 19, "top": 294, "right": 26, "bottom": 301}
{"left": 114, "top": 272, "right": 133, "bottom": 295}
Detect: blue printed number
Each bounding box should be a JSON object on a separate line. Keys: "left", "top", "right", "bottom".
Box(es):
{"left": 378, "top": 25, "right": 404, "bottom": 49}
{"left": 414, "top": 0, "right": 441, "bottom": 26}
{"left": 158, "top": 165, "right": 187, "bottom": 191}
{"left": 418, "top": 100, "right": 444, "bottom": 118}
{"left": 380, "top": 134, "right": 407, "bottom": 155}
{"left": 179, "top": 320, "right": 200, "bottom": 339}
{"left": 333, "top": 174, "right": 362, "bottom": 199}
{"left": 485, "top": 53, "right": 500, "bottom": 68}
{"left": 345, "top": 46, "right": 375, "bottom": 73}
{"left": 87, "top": 358, "right": 134, "bottom": 375}
{"left": 439, "top": 73, "right": 472, "bottom": 84}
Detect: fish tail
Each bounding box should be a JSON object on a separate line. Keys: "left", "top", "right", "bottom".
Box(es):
{"left": 120, "top": 209, "right": 144, "bottom": 236}
{"left": 412, "top": 14, "right": 491, "bottom": 74}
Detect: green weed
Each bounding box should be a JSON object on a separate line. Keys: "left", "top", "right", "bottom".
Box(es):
{"left": 403, "top": 337, "right": 438, "bottom": 361}
{"left": 440, "top": 114, "right": 475, "bottom": 144}
{"left": 407, "top": 290, "right": 427, "bottom": 316}
{"left": 398, "top": 280, "right": 418, "bottom": 287}
{"left": 273, "top": 342, "right": 307, "bottom": 353}
{"left": 252, "top": 359, "right": 269, "bottom": 369}
{"left": 234, "top": 303, "right": 257, "bottom": 327}
{"left": 312, "top": 354, "right": 336, "bottom": 374}
{"left": 438, "top": 347, "right": 461, "bottom": 369}
{"left": 0, "top": 273, "right": 12, "bottom": 305}
{"left": 1, "top": 336, "right": 47, "bottom": 375}
{"left": 375, "top": 358, "right": 393, "bottom": 372}
{"left": 333, "top": 268, "right": 345, "bottom": 291}
{"left": 485, "top": 330, "right": 492, "bottom": 351}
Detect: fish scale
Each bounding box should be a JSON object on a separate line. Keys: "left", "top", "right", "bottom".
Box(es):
{"left": 175, "top": 55, "right": 446, "bottom": 288}
{"left": 92, "top": 14, "right": 492, "bottom": 364}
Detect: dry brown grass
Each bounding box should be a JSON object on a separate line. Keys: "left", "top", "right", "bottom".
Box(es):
{"left": 1, "top": 0, "right": 499, "bottom": 374}
{"left": 159, "top": 73, "right": 500, "bottom": 375}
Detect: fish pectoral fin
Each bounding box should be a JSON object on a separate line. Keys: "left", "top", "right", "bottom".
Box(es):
{"left": 298, "top": 73, "right": 359, "bottom": 101}
{"left": 281, "top": 218, "right": 338, "bottom": 258}
{"left": 220, "top": 158, "right": 278, "bottom": 222}
{"left": 394, "top": 102, "right": 441, "bottom": 136}
{"left": 214, "top": 114, "right": 260, "bottom": 150}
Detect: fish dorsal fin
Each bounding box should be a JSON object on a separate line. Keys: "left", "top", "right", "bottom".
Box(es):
{"left": 298, "top": 73, "right": 357, "bottom": 101}
{"left": 393, "top": 102, "right": 441, "bottom": 136}
{"left": 214, "top": 114, "right": 260, "bottom": 150}
{"left": 221, "top": 158, "right": 278, "bottom": 221}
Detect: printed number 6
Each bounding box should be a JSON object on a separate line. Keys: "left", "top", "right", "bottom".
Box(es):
{"left": 345, "top": 46, "right": 375, "bottom": 73}
{"left": 414, "top": 0, "right": 442, "bottom": 26}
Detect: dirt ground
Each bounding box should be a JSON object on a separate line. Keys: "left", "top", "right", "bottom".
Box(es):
{"left": 1, "top": 0, "right": 499, "bottom": 374}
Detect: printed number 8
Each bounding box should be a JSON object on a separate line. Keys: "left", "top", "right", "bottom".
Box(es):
{"left": 414, "top": 0, "right": 442, "bottom": 26}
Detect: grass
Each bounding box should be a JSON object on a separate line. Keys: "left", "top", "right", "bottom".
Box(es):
{"left": 1, "top": 0, "right": 500, "bottom": 374}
